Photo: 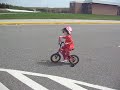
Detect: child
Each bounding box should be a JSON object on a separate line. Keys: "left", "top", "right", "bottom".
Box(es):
{"left": 59, "top": 26, "right": 74, "bottom": 62}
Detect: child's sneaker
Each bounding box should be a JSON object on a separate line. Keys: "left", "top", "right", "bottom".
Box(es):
{"left": 61, "top": 60, "right": 68, "bottom": 63}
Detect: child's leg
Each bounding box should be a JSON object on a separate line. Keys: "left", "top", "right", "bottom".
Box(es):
{"left": 66, "top": 50, "right": 70, "bottom": 60}
{"left": 61, "top": 46, "right": 68, "bottom": 60}
{"left": 62, "top": 50, "right": 66, "bottom": 60}
{"left": 65, "top": 50, "right": 70, "bottom": 60}
{"left": 61, "top": 47, "right": 66, "bottom": 60}
{"left": 61, "top": 48, "right": 70, "bottom": 60}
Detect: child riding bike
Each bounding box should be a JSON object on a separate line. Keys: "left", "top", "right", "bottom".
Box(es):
{"left": 59, "top": 26, "right": 74, "bottom": 62}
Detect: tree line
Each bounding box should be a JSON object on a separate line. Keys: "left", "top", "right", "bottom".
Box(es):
{"left": 0, "top": 3, "right": 33, "bottom": 11}
{"left": 0, "top": 3, "right": 69, "bottom": 13}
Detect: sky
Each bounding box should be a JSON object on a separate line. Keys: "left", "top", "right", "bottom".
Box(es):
{"left": 0, "top": 0, "right": 120, "bottom": 8}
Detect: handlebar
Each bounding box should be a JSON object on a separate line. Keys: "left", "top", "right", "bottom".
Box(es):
{"left": 58, "top": 41, "right": 64, "bottom": 47}
{"left": 58, "top": 36, "right": 64, "bottom": 47}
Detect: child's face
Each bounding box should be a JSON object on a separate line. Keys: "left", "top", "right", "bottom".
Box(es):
{"left": 63, "top": 31, "right": 68, "bottom": 35}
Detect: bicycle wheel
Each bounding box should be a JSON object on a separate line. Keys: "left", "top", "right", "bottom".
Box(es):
{"left": 50, "top": 53, "right": 61, "bottom": 63}
{"left": 69, "top": 55, "right": 79, "bottom": 65}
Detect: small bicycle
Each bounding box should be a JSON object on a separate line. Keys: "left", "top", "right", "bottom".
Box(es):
{"left": 50, "top": 40, "right": 79, "bottom": 67}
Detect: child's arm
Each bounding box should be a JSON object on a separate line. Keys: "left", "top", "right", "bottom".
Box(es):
{"left": 65, "top": 37, "right": 73, "bottom": 45}
{"left": 59, "top": 36, "right": 65, "bottom": 41}
{"left": 59, "top": 36, "right": 66, "bottom": 39}
{"left": 65, "top": 42, "right": 72, "bottom": 45}
{"left": 58, "top": 36, "right": 66, "bottom": 44}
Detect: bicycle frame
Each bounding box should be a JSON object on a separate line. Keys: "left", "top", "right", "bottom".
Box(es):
{"left": 57, "top": 42, "right": 64, "bottom": 54}
{"left": 57, "top": 41, "right": 72, "bottom": 60}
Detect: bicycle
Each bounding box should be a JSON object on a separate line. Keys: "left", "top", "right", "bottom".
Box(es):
{"left": 50, "top": 40, "right": 79, "bottom": 67}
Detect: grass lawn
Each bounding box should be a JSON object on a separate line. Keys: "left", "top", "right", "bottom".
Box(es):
{"left": 0, "top": 12, "right": 120, "bottom": 20}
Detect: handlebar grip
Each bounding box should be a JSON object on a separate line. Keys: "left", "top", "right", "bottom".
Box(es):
{"left": 58, "top": 42, "right": 64, "bottom": 47}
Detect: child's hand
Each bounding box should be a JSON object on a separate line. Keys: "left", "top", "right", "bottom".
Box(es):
{"left": 59, "top": 36, "right": 63, "bottom": 43}
{"left": 65, "top": 43, "right": 69, "bottom": 45}
{"left": 65, "top": 42, "right": 72, "bottom": 45}
{"left": 59, "top": 36, "right": 63, "bottom": 38}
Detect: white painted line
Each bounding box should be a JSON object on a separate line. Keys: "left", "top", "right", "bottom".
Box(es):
{"left": 7, "top": 71, "right": 48, "bottom": 90}
{"left": 48, "top": 76, "right": 87, "bottom": 90}
{"left": 47, "top": 75, "right": 116, "bottom": 90}
{"left": 118, "top": 46, "right": 120, "bottom": 47}
{"left": 0, "top": 82, "right": 9, "bottom": 90}
{"left": 0, "top": 68, "right": 116, "bottom": 90}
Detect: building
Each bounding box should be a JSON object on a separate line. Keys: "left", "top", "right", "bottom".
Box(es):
{"left": 70, "top": 0, "right": 120, "bottom": 15}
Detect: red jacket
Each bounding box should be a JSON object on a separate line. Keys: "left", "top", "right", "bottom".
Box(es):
{"left": 63, "top": 35, "right": 74, "bottom": 50}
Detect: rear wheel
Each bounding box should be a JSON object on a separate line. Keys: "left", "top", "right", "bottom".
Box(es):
{"left": 69, "top": 55, "right": 79, "bottom": 65}
{"left": 50, "top": 53, "right": 61, "bottom": 63}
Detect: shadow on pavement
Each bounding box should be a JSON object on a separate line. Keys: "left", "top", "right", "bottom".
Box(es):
{"left": 37, "top": 60, "right": 70, "bottom": 67}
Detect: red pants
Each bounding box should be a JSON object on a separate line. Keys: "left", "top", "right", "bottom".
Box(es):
{"left": 61, "top": 45, "right": 71, "bottom": 60}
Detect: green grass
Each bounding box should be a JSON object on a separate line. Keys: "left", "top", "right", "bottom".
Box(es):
{"left": 0, "top": 12, "right": 120, "bottom": 20}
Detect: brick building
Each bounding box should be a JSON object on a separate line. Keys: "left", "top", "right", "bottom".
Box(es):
{"left": 70, "top": 0, "right": 120, "bottom": 15}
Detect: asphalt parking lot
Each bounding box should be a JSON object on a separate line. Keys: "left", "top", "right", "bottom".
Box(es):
{"left": 0, "top": 24, "right": 120, "bottom": 90}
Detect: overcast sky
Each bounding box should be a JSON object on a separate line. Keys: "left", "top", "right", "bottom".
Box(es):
{"left": 0, "top": 0, "right": 120, "bottom": 7}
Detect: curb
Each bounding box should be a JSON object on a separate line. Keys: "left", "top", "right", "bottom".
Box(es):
{"left": 0, "top": 22, "right": 120, "bottom": 25}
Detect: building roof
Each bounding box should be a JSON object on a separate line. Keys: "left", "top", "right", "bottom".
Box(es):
{"left": 71, "top": 0, "right": 120, "bottom": 6}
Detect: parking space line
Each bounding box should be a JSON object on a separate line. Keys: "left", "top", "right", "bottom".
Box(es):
{"left": 0, "top": 68, "right": 116, "bottom": 90}
{"left": 0, "top": 82, "right": 9, "bottom": 90}
{"left": 7, "top": 71, "right": 48, "bottom": 90}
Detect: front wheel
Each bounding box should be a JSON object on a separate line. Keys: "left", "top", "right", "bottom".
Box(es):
{"left": 69, "top": 55, "right": 79, "bottom": 65}
{"left": 50, "top": 53, "right": 61, "bottom": 63}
